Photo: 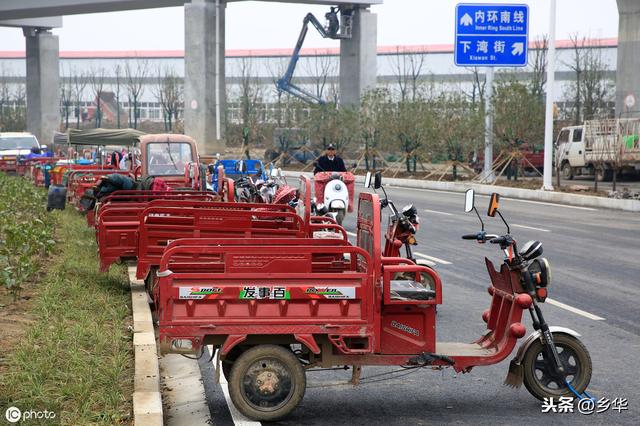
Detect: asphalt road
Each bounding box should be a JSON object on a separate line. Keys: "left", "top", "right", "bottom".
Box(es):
{"left": 196, "top": 185, "right": 639, "bottom": 425}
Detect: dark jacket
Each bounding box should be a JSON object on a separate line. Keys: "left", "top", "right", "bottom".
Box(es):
{"left": 313, "top": 155, "right": 347, "bottom": 174}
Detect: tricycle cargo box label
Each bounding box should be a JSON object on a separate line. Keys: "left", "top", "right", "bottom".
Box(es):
{"left": 179, "top": 286, "right": 223, "bottom": 299}
{"left": 240, "top": 286, "right": 291, "bottom": 300}
{"left": 304, "top": 286, "right": 356, "bottom": 299}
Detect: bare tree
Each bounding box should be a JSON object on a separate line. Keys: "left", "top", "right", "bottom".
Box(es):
{"left": 153, "top": 67, "right": 182, "bottom": 132}
{"left": 389, "top": 47, "right": 426, "bottom": 102}
{"left": 236, "top": 57, "right": 263, "bottom": 159}
{"left": 564, "top": 35, "right": 613, "bottom": 124}
{"left": 0, "top": 65, "right": 12, "bottom": 127}
{"left": 303, "top": 50, "right": 337, "bottom": 100}
{"left": 266, "top": 58, "right": 290, "bottom": 128}
{"left": 70, "top": 69, "right": 88, "bottom": 129}
{"left": 89, "top": 67, "right": 107, "bottom": 128}
{"left": 113, "top": 64, "right": 123, "bottom": 128}
{"left": 125, "top": 59, "right": 148, "bottom": 129}
{"left": 529, "top": 35, "right": 548, "bottom": 101}
{"left": 60, "top": 66, "right": 74, "bottom": 130}
{"left": 465, "top": 67, "right": 486, "bottom": 107}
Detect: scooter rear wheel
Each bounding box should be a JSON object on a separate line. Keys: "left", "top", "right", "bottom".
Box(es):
{"left": 522, "top": 332, "right": 592, "bottom": 400}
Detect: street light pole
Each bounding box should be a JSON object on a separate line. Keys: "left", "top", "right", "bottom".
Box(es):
{"left": 542, "top": 0, "right": 557, "bottom": 190}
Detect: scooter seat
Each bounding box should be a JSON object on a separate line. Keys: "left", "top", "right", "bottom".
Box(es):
{"left": 390, "top": 280, "right": 436, "bottom": 301}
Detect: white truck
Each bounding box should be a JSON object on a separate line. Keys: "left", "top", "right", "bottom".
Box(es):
{"left": 556, "top": 119, "right": 640, "bottom": 181}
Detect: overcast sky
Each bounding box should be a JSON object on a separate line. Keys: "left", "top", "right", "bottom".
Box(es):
{"left": 0, "top": 0, "right": 619, "bottom": 52}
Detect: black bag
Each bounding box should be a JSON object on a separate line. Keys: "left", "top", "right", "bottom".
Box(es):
{"left": 46, "top": 185, "right": 67, "bottom": 211}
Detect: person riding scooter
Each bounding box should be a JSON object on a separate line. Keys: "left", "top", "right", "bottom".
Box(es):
{"left": 313, "top": 145, "right": 353, "bottom": 224}
{"left": 313, "top": 144, "right": 346, "bottom": 174}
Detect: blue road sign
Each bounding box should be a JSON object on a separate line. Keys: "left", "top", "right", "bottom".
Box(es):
{"left": 455, "top": 3, "right": 529, "bottom": 67}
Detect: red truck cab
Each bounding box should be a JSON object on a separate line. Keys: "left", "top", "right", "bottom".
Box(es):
{"left": 139, "top": 134, "right": 199, "bottom": 188}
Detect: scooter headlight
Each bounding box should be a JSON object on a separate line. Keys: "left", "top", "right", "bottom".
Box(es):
{"left": 528, "top": 257, "right": 551, "bottom": 302}
{"left": 334, "top": 183, "right": 343, "bottom": 191}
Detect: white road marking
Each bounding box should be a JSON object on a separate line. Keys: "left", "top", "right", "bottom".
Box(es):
{"left": 512, "top": 223, "right": 551, "bottom": 232}
{"left": 414, "top": 252, "right": 452, "bottom": 265}
{"left": 423, "top": 209, "right": 454, "bottom": 216}
{"left": 386, "top": 186, "right": 598, "bottom": 211}
{"left": 503, "top": 198, "right": 597, "bottom": 211}
{"left": 209, "top": 346, "right": 261, "bottom": 426}
{"left": 346, "top": 231, "right": 357, "bottom": 237}
{"left": 546, "top": 298, "right": 605, "bottom": 321}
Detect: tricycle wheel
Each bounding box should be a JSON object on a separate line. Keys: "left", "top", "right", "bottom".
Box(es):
{"left": 522, "top": 332, "right": 592, "bottom": 401}
{"left": 222, "top": 346, "right": 245, "bottom": 382}
{"left": 228, "top": 344, "right": 306, "bottom": 421}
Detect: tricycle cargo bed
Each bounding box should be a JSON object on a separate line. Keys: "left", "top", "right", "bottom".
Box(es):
{"left": 96, "top": 196, "right": 220, "bottom": 270}
{"left": 145, "top": 237, "right": 351, "bottom": 303}
{"left": 90, "top": 191, "right": 217, "bottom": 227}
{"left": 97, "top": 198, "right": 293, "bottom": 272}
{"left": 157, "top": 243, "right": 375, "bottom": 354}
{"left": 135, "top": 205, "right": 306, "bottom": 279}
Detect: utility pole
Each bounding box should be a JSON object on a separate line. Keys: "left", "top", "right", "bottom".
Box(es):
{"left": 542, "top": 0, "right": 556, "bottom": 190}
{"left": 484, "top": 67, "right": 494, "bottom": 181}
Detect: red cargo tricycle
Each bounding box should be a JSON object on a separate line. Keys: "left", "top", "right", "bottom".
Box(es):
{"left": 155, "top": 172, "right": 592, "bottom": 421}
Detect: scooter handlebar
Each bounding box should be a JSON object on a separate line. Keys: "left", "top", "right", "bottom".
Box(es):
{"left": 489, "top": 236, "right": 507, "bottom": 244}
{"left": 461, "top": 232, "right": 500, "bottom": 242}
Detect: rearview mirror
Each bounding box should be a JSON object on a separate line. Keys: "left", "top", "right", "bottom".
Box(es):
{"left": 364, "top": 172, "right": 372, "bottom": 188}
{"left": 464, "top": 189, "right": 475, "bottom": 213}
{"left": 373, "top": 171, "right": 382, "bottom": 189}
{"left": 488, "top": 193, "right": 500, "bottom": 217}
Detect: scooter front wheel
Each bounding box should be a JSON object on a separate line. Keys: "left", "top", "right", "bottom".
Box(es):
{"left": 522, "top": 332, "right": 592, "bottom": 400}
{"left": 335, "top": 209, "right": 345, "bottom": 225}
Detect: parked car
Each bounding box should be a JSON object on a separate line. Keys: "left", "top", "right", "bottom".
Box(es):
{"left": 0, "top": 132, "right": 43, "bottom": 172}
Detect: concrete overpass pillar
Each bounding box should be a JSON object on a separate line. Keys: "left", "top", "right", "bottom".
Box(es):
{"left": 184, "top": 0, "right": 226, "bottom": 155}
{"left": 24, "top": 28, "right": 60, "bottom": 145}
{"left": 616, "top": 0, "right": 640, "bottom": 117}
{"left": 339, "top": 6, "right": 377, "bottom": 107}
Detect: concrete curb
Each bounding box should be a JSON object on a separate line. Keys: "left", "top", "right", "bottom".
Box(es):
{"left": 128, "top": 266, "right": 163, "bottom": 426}
{"left": 283, "top": 171, "right": 640, "bottom": 212}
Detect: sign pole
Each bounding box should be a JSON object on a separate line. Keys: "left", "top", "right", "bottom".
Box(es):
{"left": 542, "top": 0, "right": 556, "bottom": 190}
{"left": 484, "top": 66, "right": 494, "bottom": 181}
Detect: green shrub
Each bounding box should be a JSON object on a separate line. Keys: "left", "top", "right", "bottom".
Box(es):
{"left": 0, "top": 173, "right": 57, "bottom": 300}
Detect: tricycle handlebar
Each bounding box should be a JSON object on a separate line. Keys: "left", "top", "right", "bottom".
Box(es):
{"left": 461, "top": 231, "right": 500, "bottom": 242}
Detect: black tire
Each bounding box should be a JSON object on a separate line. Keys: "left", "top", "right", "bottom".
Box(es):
{"left": 561, "top": 163, "right": 574, "bottom": 180}
{"left": 335, "top": 209, "right": 345, "bottom": 226}
{"left": 222, "top": 346, "right": 245, "bottom": 382}
{"left": 228, "top": 344, "right": 306, "bottom": 421}
{"left": 522, "top": 333, "right": 592, "bottom": 401}
{"left": 595, "top": 167, "right": 613, "bottom": 182}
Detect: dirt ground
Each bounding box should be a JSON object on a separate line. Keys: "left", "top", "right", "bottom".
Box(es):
{"left": 0, "top": 286, "right": 37, "bottom": 375}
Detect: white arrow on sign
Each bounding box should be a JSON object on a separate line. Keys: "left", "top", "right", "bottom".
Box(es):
{"left": 511, "top": 42, "right": 524, "bottom": 56}
{"left": 460, "top": 13, "right": 473, "bottom": 26}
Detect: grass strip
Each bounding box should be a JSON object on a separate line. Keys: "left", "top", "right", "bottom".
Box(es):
{"left": 0, "top": 208, "right": 133, "bottom": 425}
